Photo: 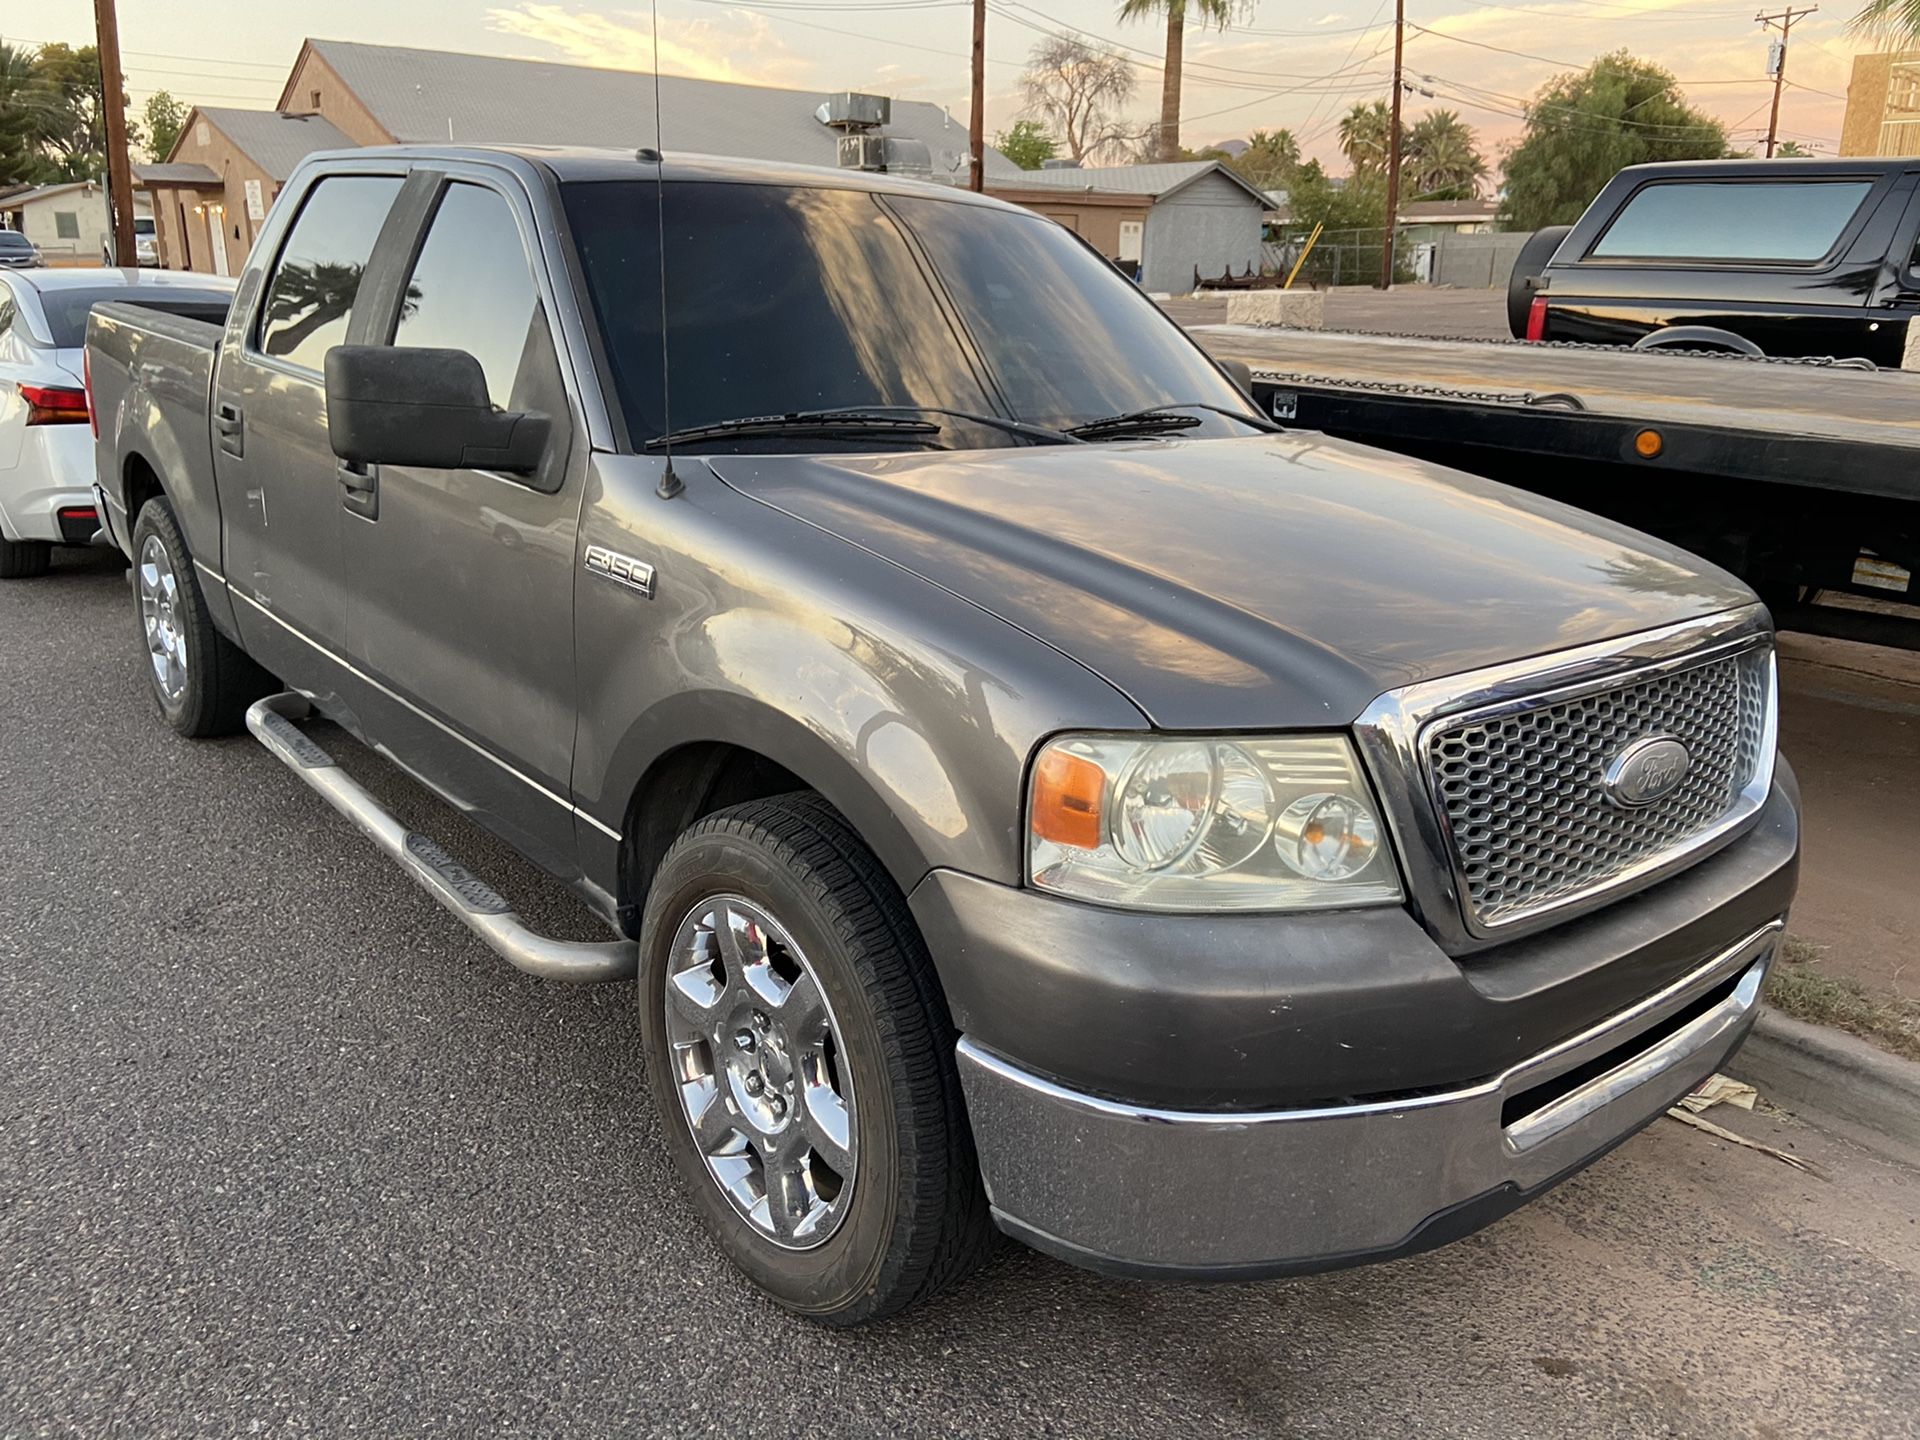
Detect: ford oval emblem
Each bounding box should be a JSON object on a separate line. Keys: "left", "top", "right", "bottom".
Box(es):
{"left": 1602, "top": 735, "right": 1692, "bottom": 807}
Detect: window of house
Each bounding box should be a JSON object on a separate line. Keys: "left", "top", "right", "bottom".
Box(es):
{"left": 1589, "top": 180, "right": 1874, "bottom": 264}
{"left": 55, "top": 211, "right": 80, "bottom": 239}
{"left": 392, "top": 183, "right": 548, "bottom": 409}
{"left": 256, "top": 174, "right": 402, "bottom": 372}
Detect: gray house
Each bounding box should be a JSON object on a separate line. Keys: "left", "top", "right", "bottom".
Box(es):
{"left": 145, "top": 36, "right": 1020, "bottom": 273}
{"left": 987, "top": 160, "right": 1268, "bottom": 294}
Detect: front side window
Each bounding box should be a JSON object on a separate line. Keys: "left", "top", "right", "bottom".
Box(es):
{"left": 562, "top": 180, "right": 1254, "bottom": 448}
{"left": 257, "top": 174, "right": 402, "bottom": 372}
{"left": 393, "top": 183, "right": 544, "bottom": 409}
{"left": 1589, "top": 180, "right": 1873, "bottom": 264}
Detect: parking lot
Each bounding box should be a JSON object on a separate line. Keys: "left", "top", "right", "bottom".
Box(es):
{"left": 4, "top": 542, "right": 1919, "bottom": 1436}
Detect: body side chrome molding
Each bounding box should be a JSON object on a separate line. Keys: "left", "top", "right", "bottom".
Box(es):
{"left": 230, "top": 588, "right": 623, "bottom": 843}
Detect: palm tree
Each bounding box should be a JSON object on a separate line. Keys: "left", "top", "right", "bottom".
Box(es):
{"left": 1338, "top": 100, "right": 1401, "bottom": 175}
{"left": 1406, "top": 110, "right": 1487, "bottom": 199}
{"left": 1851, "top": 0, "right": 1920, "bottom": 39}
{"left": 1117, "top": 0, "right": 1240, "bottom": 162}
{"left": 1237, "top": 127, "right": 1300, "bottom": 188}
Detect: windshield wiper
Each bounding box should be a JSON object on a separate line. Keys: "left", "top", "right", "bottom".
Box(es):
{"left": 804, "top": 405, "right": 1082, "bottom": 446}
{"left": 644, "top": 405, "right": 1083, "bottom": 452}
{"left": 643, "top": 411, "right": 943, "bottom": 451}
{"left": 1066, "top": 402, "right": 1282, "bottom": 440}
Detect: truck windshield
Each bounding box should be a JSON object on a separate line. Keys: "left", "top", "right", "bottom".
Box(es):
{"left": 562, "top": 179, "right": 1262, "bottom": 449}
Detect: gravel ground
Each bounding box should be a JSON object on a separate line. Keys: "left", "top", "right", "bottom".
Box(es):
{"left": 4, "top": 548, "right": 1919, "bottom": 1439}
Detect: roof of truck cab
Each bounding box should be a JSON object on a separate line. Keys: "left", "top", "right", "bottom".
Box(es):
{"left": 295, "top": 144, "right": 1025, "bottom": 211}
{"left": 1612, "top": 157, "right": 1912, "bottom": 179}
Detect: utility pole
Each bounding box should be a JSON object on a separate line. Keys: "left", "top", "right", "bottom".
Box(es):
{"left": 1379, "top": 0, "right": 1404, "bottom": 289}
{"left": 968, "top": 0, "right": 986, "bottom": 192}
{"left": 94, "top": 0, "right": 137, "bottom": 266}
{"left": 1756, "top": 4, "right": 1816, "bottom": 159}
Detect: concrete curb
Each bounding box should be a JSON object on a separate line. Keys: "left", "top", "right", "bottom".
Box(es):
{"left": 1727, "top": 1007, "right": 1920, "bottom": 1165}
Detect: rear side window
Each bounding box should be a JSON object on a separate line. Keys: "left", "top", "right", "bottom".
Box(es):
{"left": 257, "top": 174, "right": 403, "bottom": 372}
{"left": 393, "top": 183, "right": 544, "bottom": 409}
{"left": 1589, "top": 180, "right": 1873, "bottom": 263}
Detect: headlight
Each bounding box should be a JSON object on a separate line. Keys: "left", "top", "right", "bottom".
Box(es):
{"left": 1027, "top": 733, "right": 1403, "bottom": 912}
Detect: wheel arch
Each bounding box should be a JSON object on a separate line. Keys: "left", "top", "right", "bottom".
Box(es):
{"left": 598, "top": 688, "right": 1006, "bottom": 935}
{"left": 1631, "top": 324, "right": 1764, "bottom": 357}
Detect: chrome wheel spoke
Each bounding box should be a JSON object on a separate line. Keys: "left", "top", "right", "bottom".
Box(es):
{"left": 689, "top": 1078, "right": 741, "bottom": 1156}
{"left": 777, "top": 970, "right": 829, "bottom": 1044}
{"left": 800, "top": 1079, "right": 854, "bottom": 1179}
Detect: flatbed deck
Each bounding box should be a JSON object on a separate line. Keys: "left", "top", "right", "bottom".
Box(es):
{"left": 1185, "top": 325, "right": 1920, "bottom": 504}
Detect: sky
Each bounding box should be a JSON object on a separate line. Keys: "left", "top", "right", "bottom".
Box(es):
{"left": 26, "top": 0, "right": 1874, "bottom": 171}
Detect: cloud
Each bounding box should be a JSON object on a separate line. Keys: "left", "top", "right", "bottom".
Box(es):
{"left": 486, "top": 3, "right": 815, "bottom": 86}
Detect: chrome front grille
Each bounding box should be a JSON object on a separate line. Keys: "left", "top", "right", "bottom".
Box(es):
{"left": 1424, "top": 643, "right": 1774, "bottom": 930}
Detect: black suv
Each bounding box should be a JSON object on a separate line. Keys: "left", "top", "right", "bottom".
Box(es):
{"left": 1509, "top": 158, "right": 1920, "bottom": 365}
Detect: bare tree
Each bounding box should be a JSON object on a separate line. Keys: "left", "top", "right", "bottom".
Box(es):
{"left": 1022, "top": 37, "right": 1141, "bottom": 165}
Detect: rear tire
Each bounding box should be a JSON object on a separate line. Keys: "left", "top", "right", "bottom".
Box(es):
{"left": 0, "top": 536, "right": 52, "bottom": 579}
{"left": 129, "top": 496, "right": 274, "bottom": 737}
{"left": 1506, "top": 224, "right": 1573, "bottom": 338}
{"left": 637, "top": 793, "right": 992, "bottom": 1326}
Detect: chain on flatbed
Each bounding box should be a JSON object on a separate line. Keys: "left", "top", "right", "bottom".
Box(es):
{"left": 1254, "top": 372, "right": 1593, "bottom": 411}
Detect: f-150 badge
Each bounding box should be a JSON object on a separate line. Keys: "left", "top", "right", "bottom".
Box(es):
{"left": 584, "top": 544, "right": 656, "bottom": 598}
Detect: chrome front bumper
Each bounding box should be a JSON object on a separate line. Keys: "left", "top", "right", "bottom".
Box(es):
{"left": 957, "top": 919, "right": 1782, "bottom": 1278}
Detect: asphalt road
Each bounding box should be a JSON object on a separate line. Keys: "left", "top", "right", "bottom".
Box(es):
{"left": 5, "top": 549, "right": 1920, "bottom": 1439}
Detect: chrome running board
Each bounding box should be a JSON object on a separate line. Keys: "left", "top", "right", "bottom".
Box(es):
{"left": 246, "top": 693, "right": 637, "bottom": 984}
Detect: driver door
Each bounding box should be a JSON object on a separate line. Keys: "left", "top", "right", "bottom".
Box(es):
{"left": 337, "top": 170, "right": 587, "bottom": 879}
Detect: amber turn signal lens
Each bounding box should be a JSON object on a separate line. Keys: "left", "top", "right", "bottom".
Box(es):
{"left": 1633, "top": 428, "right": 1664, "bottom": 459}
{"left": 1031, "top": 748, "right": 1105, "bottom": 850}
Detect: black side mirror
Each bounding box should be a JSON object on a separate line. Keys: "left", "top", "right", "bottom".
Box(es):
{"left": 325, "top": 345, "right": 549, "bottom": 473}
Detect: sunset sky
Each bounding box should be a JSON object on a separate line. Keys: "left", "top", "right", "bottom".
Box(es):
{"left": 32, "top": 0, "right": 1873, "bottom": 171}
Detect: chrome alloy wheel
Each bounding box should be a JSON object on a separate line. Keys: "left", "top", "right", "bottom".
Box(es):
{"left": 138, "top": 534, "right": 188, "bottom": 702}
{"left": 664, "top": 896, "right": 857, "bottom": 1249}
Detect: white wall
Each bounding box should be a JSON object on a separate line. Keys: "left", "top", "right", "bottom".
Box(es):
{"left": 10, "top": 185, "right": 154, "bottom": 261}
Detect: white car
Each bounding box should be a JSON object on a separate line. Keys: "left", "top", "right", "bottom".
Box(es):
{"left": 1, "top": 267, "right": 232, "bottom": 578}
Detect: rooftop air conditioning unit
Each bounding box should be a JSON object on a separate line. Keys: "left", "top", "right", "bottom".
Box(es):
{"left": 819, "top": 92, "right": 891, "bottom": 130}
{"left": 837, "top": 134, "right": 887, "bottom": 171}
{"left": 882, "top": 137, "right": 932, "bottom": 179}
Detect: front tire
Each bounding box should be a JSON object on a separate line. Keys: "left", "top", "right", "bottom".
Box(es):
{"left": 129, "top": 497, "right": 273, "bottom": 737}
{"left": 638, "top": 794, "right": 992, "bottom": 1325}
{"left": 0, "top": 536, "right": 51, "bottom": 579}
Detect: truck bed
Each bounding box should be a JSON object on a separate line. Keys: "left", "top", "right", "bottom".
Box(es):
{"left": 87, "top": 301, "right": 224, "bottom": 584}
{"left": 1188, "top": 325, "right": 1920, "bottom": 503}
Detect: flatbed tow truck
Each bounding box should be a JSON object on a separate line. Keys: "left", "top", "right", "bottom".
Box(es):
{"left": 1188, "top": 323, "right": 1920, "bottom": 650}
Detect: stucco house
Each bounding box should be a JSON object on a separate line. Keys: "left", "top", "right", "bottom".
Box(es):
{"left": 139, "top": 37, "right": 1013, "bottom": 274}
{"left": 986, "top": 160, "right": 1269, "bottom": 295}
{"left": 0, "top": 180, "right": 152, "bottom": 263}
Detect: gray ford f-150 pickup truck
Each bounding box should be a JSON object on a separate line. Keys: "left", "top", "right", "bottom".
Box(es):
{"left": 87, "top": 145, "right": 1799, "bottom": 1325}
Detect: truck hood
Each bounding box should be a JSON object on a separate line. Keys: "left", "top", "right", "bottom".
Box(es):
{"left": 709, "top": 435, "right": 1754, "bottom": 729}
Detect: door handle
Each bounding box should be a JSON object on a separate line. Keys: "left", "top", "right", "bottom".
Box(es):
{"left": 214, "top": 401, "right": 244, "bottom": 457}
{"left": 337, "top": 460, "right": 379, "bottom": 521}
